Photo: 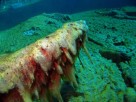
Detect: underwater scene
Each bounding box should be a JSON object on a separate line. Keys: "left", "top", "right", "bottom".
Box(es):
{"left": 0, "top": 0, "right": 136, "bottom": 102}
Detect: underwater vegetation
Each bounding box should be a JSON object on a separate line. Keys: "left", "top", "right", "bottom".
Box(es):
{"left": 0, "top": 5, "right": 136, "bottom": 102}
{"left": 0, "top": 20, "right": 90, "bottom": 102}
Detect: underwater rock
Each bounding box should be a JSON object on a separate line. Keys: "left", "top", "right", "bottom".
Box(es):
{"left": 99, "top": 50, "right": 131, "bottom": 64}
{"left": 44, "top": 13, "right": 71, "bottom": 23}
{"left": 95, "top": 8, "right": 136, "bottom": 20}
{"left": 121, "top": 6, "right": 136, "bottom": 16}
{"left": 23, "top": 29, "right": 35, "bottom": 36}
{"left": 0, "top": 20, "right": 88, "bottom": 102}
{"left": 0, "top": 7, "right": 136, "bottom": 102}
{"left": 23, "top": 27, "right": 41, "bottom": 36}
{"left": 72, "top": 7, "right": 136, "bottom": 102}
{"left": 124, "top": 88, "right": 136, "bottom": 102}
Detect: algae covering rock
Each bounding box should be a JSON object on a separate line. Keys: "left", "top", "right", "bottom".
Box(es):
{"left": 0, "top": 6, "right": 136, "bottom": 102}
{"left": 0, "top": 20, "right": 88, "bottom": 102}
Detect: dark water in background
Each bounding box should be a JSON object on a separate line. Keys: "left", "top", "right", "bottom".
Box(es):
{"left": 0, "top": 0, "right": 136, "bottom": 30}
